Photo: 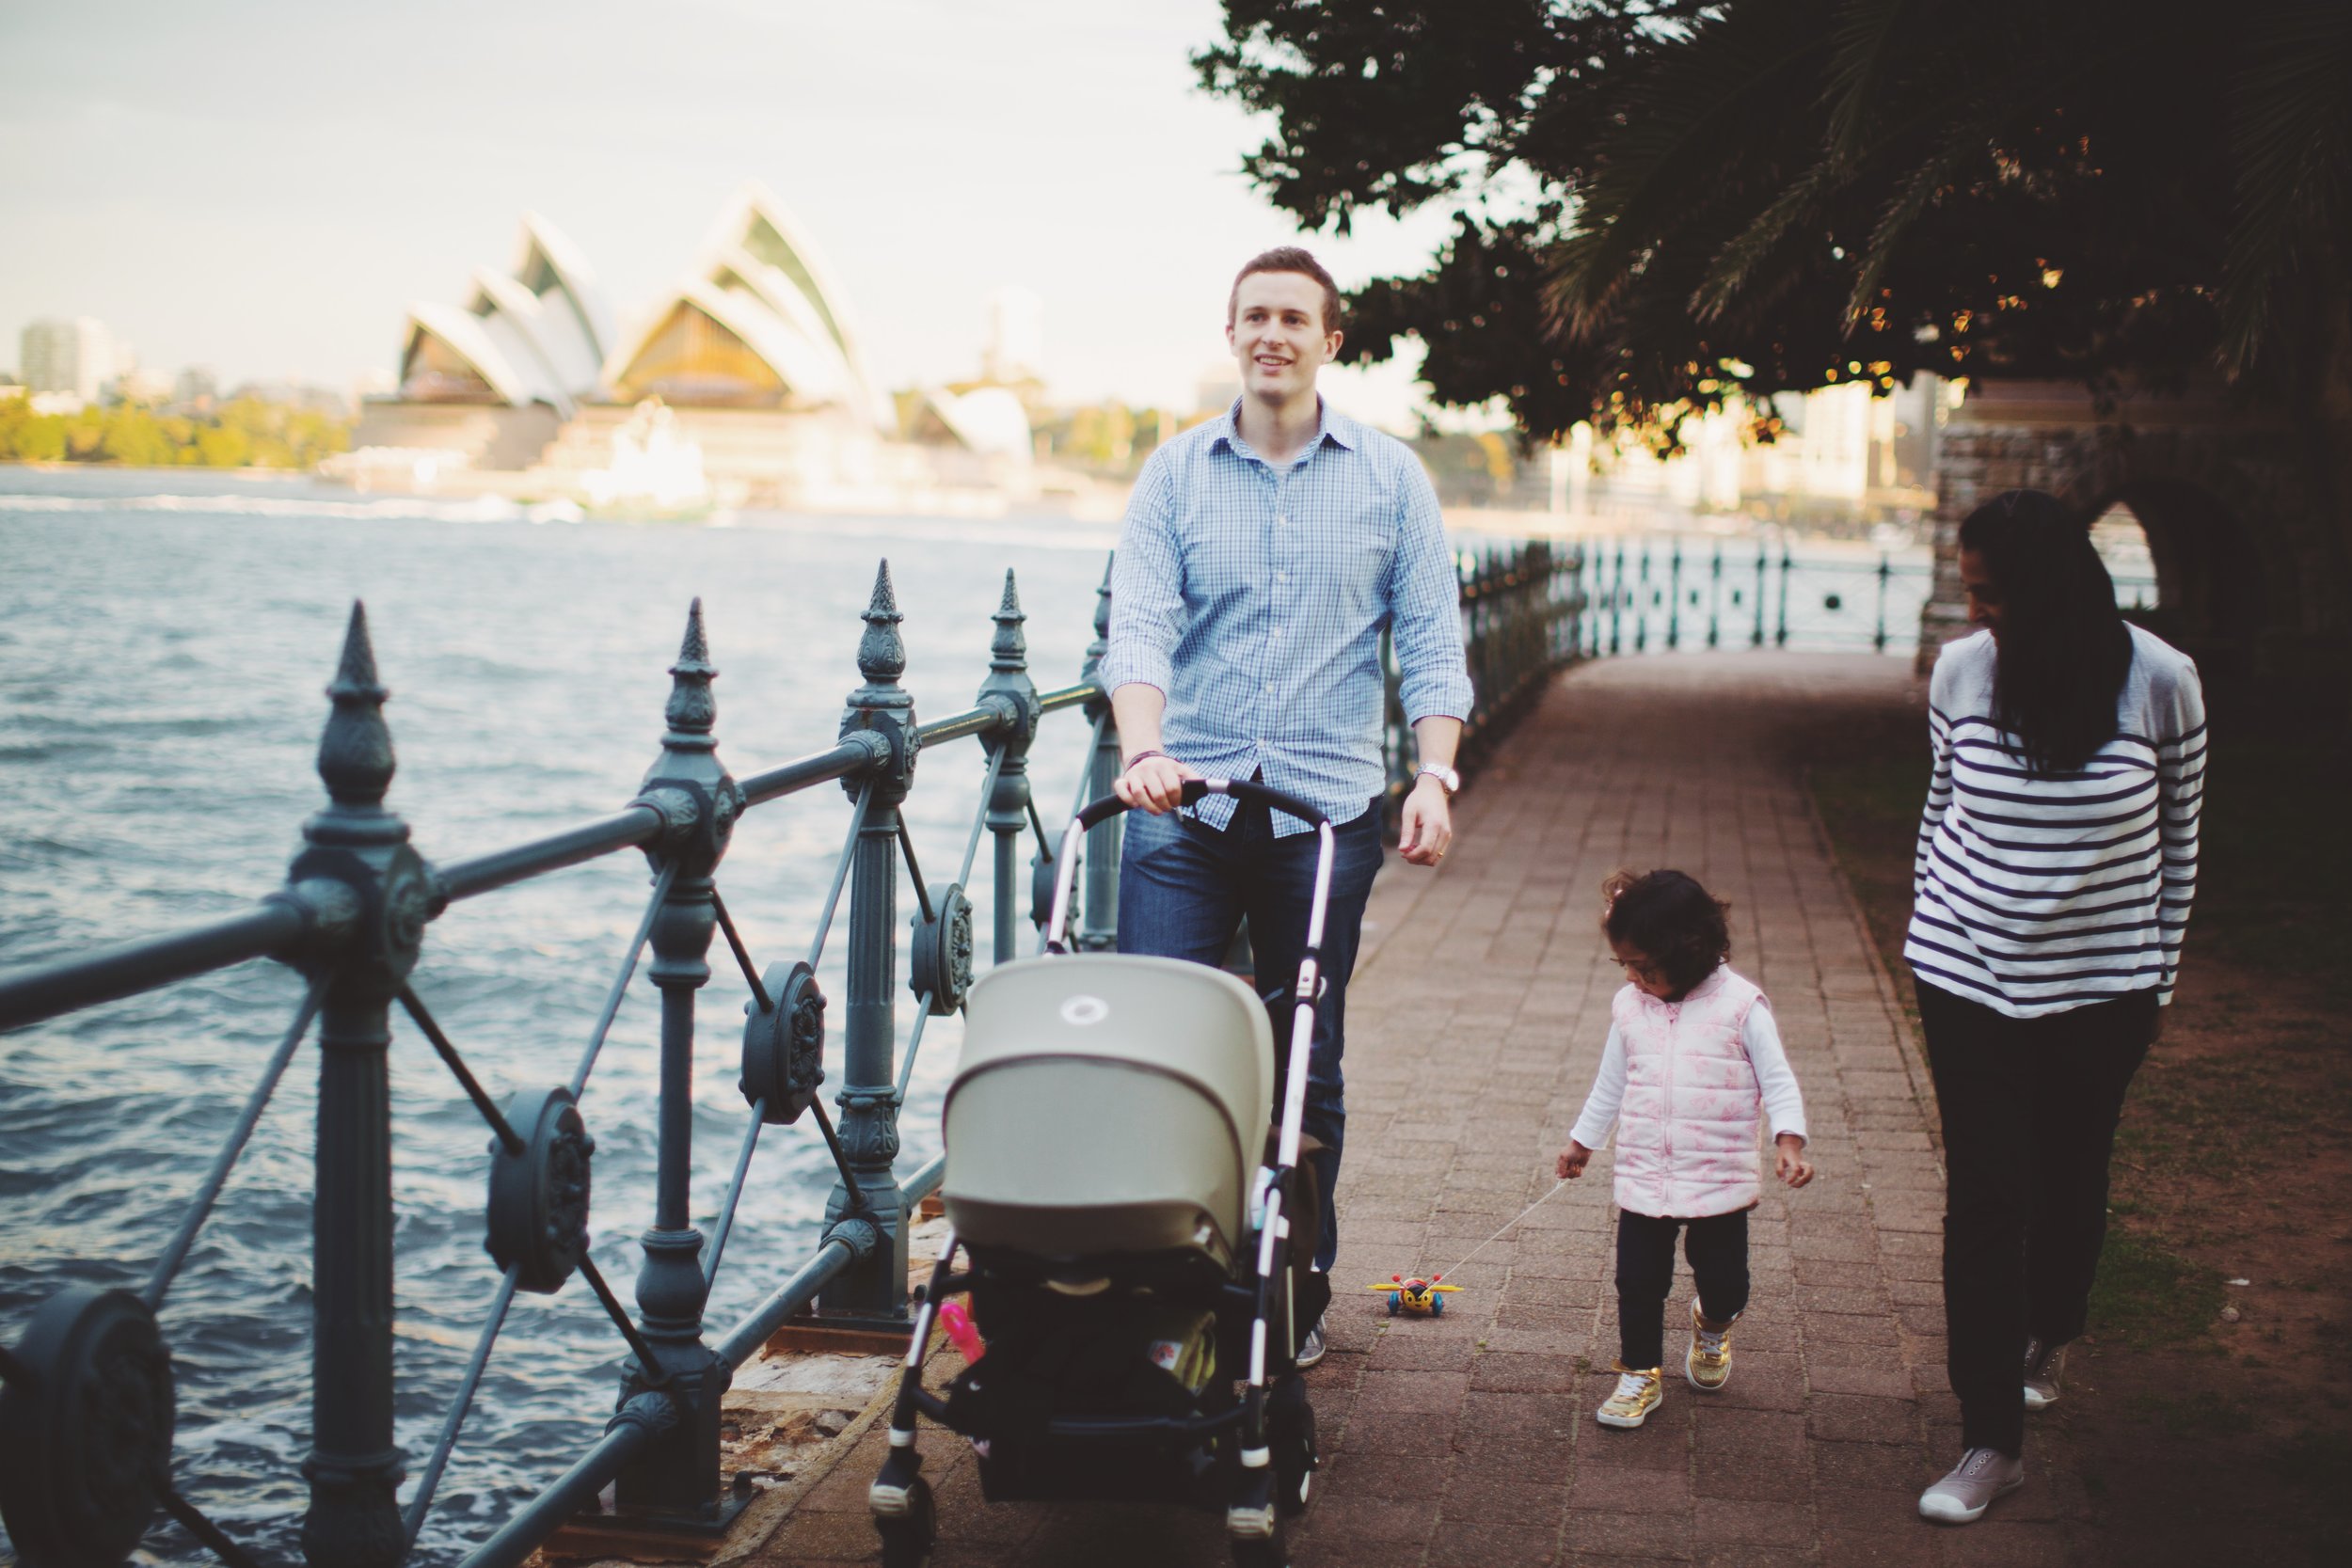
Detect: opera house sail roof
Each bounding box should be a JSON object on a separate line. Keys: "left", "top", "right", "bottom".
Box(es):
{"left": 604, "top": 183, "right": 885, "bottom": 428}
{"left": 389, "top": 183, "right": 882, "bottom": 430}
{"left": 398, "top": 214, "right": 612, "bottom": 415}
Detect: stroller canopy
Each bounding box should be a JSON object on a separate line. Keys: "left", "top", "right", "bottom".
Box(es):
{"left": 943, "top": 955, "right": 1274, "bottom": 1266}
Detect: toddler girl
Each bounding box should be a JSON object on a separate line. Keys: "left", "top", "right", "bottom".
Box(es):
{"left": 1555, "top": 869, "right": 1813, "bottom": 1428}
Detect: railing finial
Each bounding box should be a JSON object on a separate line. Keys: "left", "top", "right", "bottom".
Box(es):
{"left": 858, "top": 560, "right": 907, "bottom": 687}
{"left": 317, "top": 599, "right": 394, "bottom": 810}
{"left": 991, "top": 568, "right": 1027, "bottom": 672}
{"left": 661, "top": 597, "right": 720, "bottom": 750}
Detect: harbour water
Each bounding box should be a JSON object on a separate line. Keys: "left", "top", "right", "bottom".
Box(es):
{"left": 0, "top": 469, "right": 1119, "bottom": 1563}
{"left": 0, "top": 468, "right": 1931, "bottom": 1562}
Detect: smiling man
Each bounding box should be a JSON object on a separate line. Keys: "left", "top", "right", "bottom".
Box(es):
{"left": 1103, "top": 246, "right": 1473, "bottom": 1367}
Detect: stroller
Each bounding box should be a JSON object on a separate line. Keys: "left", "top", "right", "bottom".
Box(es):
{"left": 869, "top": 778, "right": 1334, "bottom": 1567}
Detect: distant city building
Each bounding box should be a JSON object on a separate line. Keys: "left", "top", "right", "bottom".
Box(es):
{"left": 174, "top": 366, "right": 220, "bottom": 406}
{"left": 980, "top": 287, "right": 1043, "bottom": 387}
{"left": 20, "top": 317, "right": 114, "bottom": 404}
{"left": 118, "top": 367, "right": 176, "bottom": 404}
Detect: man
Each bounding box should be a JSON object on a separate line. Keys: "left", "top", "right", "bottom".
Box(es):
{"left": 1103, "top": 245, "right": 1473, "bottom": 1368}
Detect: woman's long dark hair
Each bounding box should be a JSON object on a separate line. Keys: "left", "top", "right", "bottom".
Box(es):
{"left": 1959, "top": 490, "right": 2133, "bottom": 774}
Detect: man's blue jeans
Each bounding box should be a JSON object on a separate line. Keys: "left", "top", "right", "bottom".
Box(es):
{"left": 1117, "top": 795, "right": 1385, "bottom": 1272}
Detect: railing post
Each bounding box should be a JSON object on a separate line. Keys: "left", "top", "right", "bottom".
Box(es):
{"left": 1753, "top": 542, "right": 1769, "bottom": 648}
{"left": 1873, "top": 551, "right": 1892, "bottom": 653}
{"left": 978, "top": 570, "right": 1040, "bottom": 964}
{"left": 1078, "top": 556, "right": 1122, "bottom": 952}
{"left": 822, "top": 562, "right": 916, "bottom": 1314}
{"left": 1708, "top": 543, "right": 1723, "bottom": 649}
{"left": 1667, "top": 538, "right": 1683, "bottom": 650}
{"left": 1777, "top": 542, "right": 1793, "bottom": 647}
{"left": 617, "top": 600, "right": 742, "bottom": 1521}
{"left": 1635, "top": 541, "right": 1651, "bottom": 653}
{"left": 294, "top": 605, "right": 430, "bottom": 1568}
{"left": 1609, "top": 538, "right": 1624, "bottom": 655}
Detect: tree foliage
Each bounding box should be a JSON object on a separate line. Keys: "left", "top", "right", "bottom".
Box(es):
{"left": 0, "top": 395, "right": 352, "bottom": 469}
{"left": 1197, "top": 0, "right": 2352, "bottom": 446}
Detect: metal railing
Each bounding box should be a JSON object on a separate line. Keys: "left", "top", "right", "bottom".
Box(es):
{"left": 0, "top": 530, "right": 1591, "bottom": 1568}
{"left": 1381, "top": 538, "right": 1588, "bottom": 824}
{"left": 1577, "top": 535, "right": 1926, "bottom": 656}
{"left": 0, "top": 559, "right": 1127, "bottom": 1568}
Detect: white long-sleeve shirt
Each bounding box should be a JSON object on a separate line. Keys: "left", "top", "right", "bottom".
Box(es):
{"left": 1569, "top": 1001, "right": 1809, "bottom": 1152}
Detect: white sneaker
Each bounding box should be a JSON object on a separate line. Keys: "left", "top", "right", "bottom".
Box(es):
{"left": 1918, "top": 1447, "right": 2024, "bottom": 1524}
{"left": 2023, "top": 1336, "right": 2065, "bottom": 1411}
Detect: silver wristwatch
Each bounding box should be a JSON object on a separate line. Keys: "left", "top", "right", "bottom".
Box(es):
{"left": 1416, "top": 764, "right": 1461, "bottom": 794}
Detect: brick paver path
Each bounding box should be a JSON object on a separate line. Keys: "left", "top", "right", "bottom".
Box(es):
{"left": 749, "top": 653, "right": 2099, "bottom": 1567}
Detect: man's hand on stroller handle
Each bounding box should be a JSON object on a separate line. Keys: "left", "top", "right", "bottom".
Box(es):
{"left": 1116, "top": 750, "right": 1200, "bottom": 814}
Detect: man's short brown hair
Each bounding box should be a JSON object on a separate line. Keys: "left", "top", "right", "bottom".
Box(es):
{"left": 1228, "top": 246, "right": 1344, "bottom": 334}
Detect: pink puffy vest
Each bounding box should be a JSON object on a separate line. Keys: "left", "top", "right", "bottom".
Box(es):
{"left": 1612, "top": 967, "right": 1769, "bottom": 1219}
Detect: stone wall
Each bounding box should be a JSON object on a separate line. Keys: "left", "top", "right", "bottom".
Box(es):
{"left": 1916, "top": 381, "right": 2344, "bottom": 688}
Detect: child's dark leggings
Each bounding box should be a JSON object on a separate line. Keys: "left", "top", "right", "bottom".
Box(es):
{"left": 1615, "top": 1208, "right": 1750, "bottom": 1369}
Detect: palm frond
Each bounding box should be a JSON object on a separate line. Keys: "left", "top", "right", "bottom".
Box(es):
{"left": 2219, "top": 0, "right": 2352, "bottom": 372}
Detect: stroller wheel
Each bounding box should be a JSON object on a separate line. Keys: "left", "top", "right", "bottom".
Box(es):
{"left": 1230, "top": 1530, "right": 1291, "bottom": 1568}
{"left": 873, "top": 1475, "right": 935, "bottom": 1568}
{"left": 1268, "top": 1377, "right": 1318, "bottom": 1517}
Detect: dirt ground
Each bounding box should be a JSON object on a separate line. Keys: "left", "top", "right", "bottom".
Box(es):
{"left": 1801, "top": 681, "right": 2352, "bottom": 1567}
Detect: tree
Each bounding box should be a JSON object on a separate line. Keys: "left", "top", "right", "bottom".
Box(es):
{"left": 1197, "top": 0, "right": 2352, "bottom": 451}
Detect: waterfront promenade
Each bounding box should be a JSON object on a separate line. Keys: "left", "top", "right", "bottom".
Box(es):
{"left": 739, "top": 652, "right": 2098, "bottom": 1567}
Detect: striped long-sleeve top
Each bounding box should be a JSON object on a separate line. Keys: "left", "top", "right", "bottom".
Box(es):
{"left": 1903, "top": 626, "right": 2206, "bottom": 1018}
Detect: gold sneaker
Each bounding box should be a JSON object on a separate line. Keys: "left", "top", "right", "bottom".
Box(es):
{"left": 1686, "top": 1300, "right": 1736, "bottom": 1391}
{"left": 1596, "top": 1362, "right": 1663, "bottom": 1429}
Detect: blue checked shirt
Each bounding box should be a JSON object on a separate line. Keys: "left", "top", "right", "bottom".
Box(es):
{"left": 1103, "top": 399, "right": 1474, "bottom": 835}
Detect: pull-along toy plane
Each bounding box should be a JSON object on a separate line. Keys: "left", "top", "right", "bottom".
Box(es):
{"left": 1368, "top": 1274, "right": 1462, "bottom": 1317}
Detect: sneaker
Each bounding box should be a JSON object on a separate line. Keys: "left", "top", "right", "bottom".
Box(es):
{"left": 1295, "top": 1315, "right": 1327, "bottom": 1370}
{"left": 1685, "top": 1300, "right": 1736, "bottom": 1391}
{"left": 1918, "top": 1447, "right": 2025, "bottom": 1524}
{"left": 1595, "top": 1362, "right": 1663, "bottom": 1429}
{"left": 2023, "top": 1335, "right": 2065, "bottom": 1411}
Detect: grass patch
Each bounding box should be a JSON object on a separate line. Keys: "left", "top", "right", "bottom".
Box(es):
{"left": 2116, "top": 1046, "right": 2352, "bottom": 1173}
{"left": 2089, "top": 1226, "right": 2229, "bottom": 1349}
{"left": 2193, "top": 736, "right": 2352, "bottom": 1001}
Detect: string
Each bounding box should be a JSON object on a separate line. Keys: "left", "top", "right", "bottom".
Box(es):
{"left": 1422, "top": 1179, "right": 1569, "bottom": 1283}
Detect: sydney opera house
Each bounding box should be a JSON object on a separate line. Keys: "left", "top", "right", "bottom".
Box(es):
{"left": 347, "top": 182, "right": 1024, "bottom": 506}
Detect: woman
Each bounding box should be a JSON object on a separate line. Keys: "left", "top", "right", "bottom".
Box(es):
{"left": 1906, "top": 490, "right": 2205, "bottom": 1524}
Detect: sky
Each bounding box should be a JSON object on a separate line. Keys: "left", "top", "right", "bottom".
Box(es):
{"left": 0, "top": 0, "right": 1476, "bottom": 426}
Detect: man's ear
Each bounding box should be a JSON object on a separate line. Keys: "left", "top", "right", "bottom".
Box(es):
{"left": 1327, "top": 329, "right": 1344, "bottom": 358}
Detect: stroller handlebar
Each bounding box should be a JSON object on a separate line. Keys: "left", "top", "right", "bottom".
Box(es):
{"left": 1073, "top": 776, "right": 1329, "bottom": 834}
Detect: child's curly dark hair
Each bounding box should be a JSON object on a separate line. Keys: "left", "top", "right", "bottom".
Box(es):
{"left": 1601, "top": 868, "right": 1732, "bottom": 999}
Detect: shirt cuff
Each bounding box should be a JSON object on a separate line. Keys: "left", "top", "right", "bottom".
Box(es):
{"left": 1099, "top": 646, "right": 1171, "bottom": 695}
{"left": 1400, "top": 673, "right": 1475, "bottom": 727}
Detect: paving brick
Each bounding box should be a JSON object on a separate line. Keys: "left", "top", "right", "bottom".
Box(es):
{"left": 1564, "top": 1507, "right": 1693, "bottom": 1560}
{"left": 1692, "top": 1494, "right": 1815, "bottom": 1548}
{"left": 739, "top": 655, "right": 2106, "bottom": 1568}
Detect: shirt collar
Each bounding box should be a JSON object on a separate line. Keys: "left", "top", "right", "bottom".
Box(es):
{"left": 1210, "top": 395, "right": 1359, "bottom": 463}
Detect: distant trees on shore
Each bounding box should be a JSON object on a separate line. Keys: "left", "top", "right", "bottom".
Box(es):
{"left": 0, "top": 394, "right": 353, "bottom": 469}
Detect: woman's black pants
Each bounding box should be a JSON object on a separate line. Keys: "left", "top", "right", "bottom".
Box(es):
{"left": 1914, "top": 978, "right": 2155, "bottom": 1456}
{"left": 1614, "top": 1209, "right": 1750, "bottom": 1369}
